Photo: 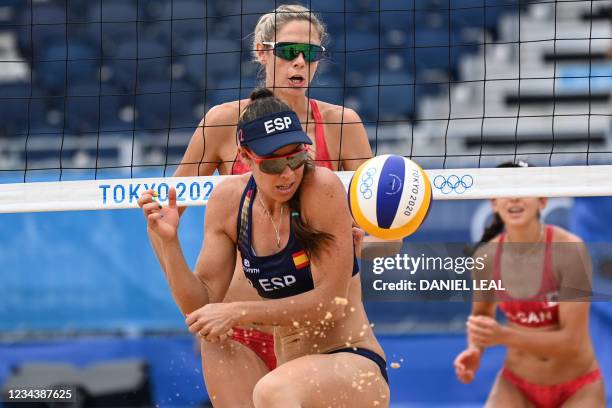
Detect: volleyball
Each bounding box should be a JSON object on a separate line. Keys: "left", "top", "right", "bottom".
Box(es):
{"left": 348, "top": 155, "right": 432, "bottom": 240}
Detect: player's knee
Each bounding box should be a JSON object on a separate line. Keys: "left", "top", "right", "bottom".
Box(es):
{"left": 252, "top": 372, "right": 296, "bottom": 408}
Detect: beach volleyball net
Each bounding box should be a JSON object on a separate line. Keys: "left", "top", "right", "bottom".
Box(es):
{"left": 0, "top": 0, "right": 611, "bottom": 338}
{"left": 0, "top": 0, "right": 611, "bottom": 213}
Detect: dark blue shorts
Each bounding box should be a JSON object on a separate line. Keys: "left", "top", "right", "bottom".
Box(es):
{"left": 327, "top": 347, "right": 389, "bottom": 384}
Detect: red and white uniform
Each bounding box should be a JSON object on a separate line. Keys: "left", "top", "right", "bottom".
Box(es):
{"left": 494, "top": 225, "right": 602, "bottom": 408}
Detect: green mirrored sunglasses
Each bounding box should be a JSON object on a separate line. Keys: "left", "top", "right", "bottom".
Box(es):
{"left": 262, "top": 42, "right": 326, "bottom": 62}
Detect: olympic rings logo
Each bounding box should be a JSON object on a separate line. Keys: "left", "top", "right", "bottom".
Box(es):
{"left": 359, "top": 167, "right": 377, "bottom": 199}
{"left": 433, "top": 174, "right": 474, "bottom": 194}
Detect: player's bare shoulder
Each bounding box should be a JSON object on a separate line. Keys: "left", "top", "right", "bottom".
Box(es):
{"left": 206, "top": 173, "right": 250, "bottom": 230}
{"left": 195, "top": 99, "right": 251, "bottom": 165}
{"left": 299, "top": 166, "right": 346, "bottom": 211}
{"left": 205, "top": 98, "right": 251, "bottom": 127}
{"left": 550, "top": 225, "right": 583, "bottom": 243}
{"left": 314, "top": 99, "right": 361, "bottom": 124}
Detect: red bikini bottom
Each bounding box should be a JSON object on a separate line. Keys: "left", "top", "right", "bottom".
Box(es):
{"left": 231, "top": 327, "right": 277, "bottom": 371}
{"left": 502, "top": 367, "right": 602, "bottom": 408}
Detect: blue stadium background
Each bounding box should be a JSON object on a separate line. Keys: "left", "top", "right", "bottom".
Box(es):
{"left": 1, "top": 195, "right": 612, "bottom": 407}
{"left": 0, "top": 0, "right": 508, "bottom": 138}
{"left": 1, "top": 0, "right": 611, "bottom": 406}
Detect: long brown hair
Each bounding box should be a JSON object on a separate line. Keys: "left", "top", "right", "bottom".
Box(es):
{"left": 288, "top": 162, "right": 334, "bottom": 259}
{"left": 240, "top": 88, "right": 334, "bottom": 258}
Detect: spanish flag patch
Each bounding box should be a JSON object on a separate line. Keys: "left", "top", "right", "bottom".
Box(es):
{"left": 292, "top": 250, "right": 310, "bottom": 269}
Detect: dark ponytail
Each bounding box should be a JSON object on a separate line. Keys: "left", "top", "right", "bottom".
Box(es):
{"left": 479, "top": 212, "right": 504, "bottom": 243}
{"left": 238, "top": 87, "right": 290, "bottom": 125}
{"left": 250, "top": 87, "right": 273, "bottom": 99}
{"left": 241, "top": 87, "right": 334, "bottom": 258}
{"left": 288, "top": 162, "right": 334, "bottom": 259}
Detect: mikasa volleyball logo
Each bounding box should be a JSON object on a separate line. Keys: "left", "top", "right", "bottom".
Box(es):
{"left": 359, "top": 167, "right": 404, "bottom": 199}
{"left": 385, "top": 174, "right": 403, "bottom": 195}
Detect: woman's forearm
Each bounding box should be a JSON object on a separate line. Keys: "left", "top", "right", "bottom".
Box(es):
{"left": 148, "top": 230, "right": 170, "bottom": 274}
{"left": 232, "top": 288, "right": 346, "bottom": 327}
{"left": 467, "top": 336, "right": 485, "bottom": 355}
{"left": 359, "top": 236, "right": 403, "bottom": 260}
{"left": 153, "top": 235, "right": 210, "bottom": 315}
{"left": 501, "top": 326, "right": 580, "bottom": 358}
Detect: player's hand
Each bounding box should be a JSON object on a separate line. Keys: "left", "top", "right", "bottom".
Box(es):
{"left": 138, "top": 187, "right": 180, "bottom": 241}
{"left": 453, "top": 347, "right": 481, "bottom": 384}
{"left": 185, "top": 303, "right": 237, "bottom": 343}
{"left": 352, "top": 225, "right": 365, "bottom": 259}
{"left": 467, "top": 315, "right": 507, "bottom": 348}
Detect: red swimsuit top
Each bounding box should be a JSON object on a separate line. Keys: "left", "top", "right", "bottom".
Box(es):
{"left": 494, "top": 225, "right": 560, "bottom": 328}
{"left": 231, "top": 99, "right": 334, "bottom": 175}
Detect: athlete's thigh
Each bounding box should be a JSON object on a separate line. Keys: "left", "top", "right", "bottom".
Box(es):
{"left": 562, "top": 377, "right": 606, "bottom": 408}
{"left": 260, "top": 353, "right": 390, "bottom": 408}
{"left": 200, "top": 339, "right": 270, "bottom": 408}
{"left": 485, "top": 371, "right": 533, "bottom": 408}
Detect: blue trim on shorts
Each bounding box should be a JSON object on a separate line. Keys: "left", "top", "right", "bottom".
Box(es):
{"left": 327, "top": 347, "right": 389, "bottom": 384}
